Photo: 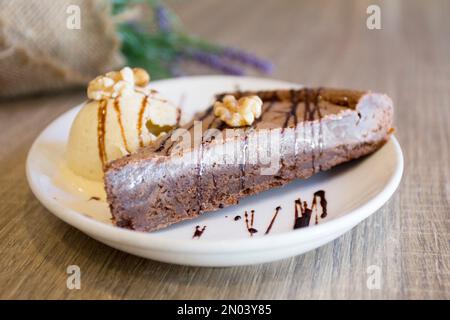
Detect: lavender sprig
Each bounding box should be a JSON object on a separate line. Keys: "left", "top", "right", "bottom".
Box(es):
{"left": 114, "top": 1, "right": 275, "bottom": 79}
{"left": 185, "top": 50, "right": 245, "bottom": 75}
{"left": 155, "top": 4, "right": 172, "bottom": 32}
{"left": 221, "top": 47, "right": 274, "bottom": 74}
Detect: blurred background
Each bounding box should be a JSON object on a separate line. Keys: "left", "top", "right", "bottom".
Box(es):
{"left": 0, "top": 0, "right": 448, "bottom": 299}
{"left": 1, "top": 0, "right": 448, "bottom": 98}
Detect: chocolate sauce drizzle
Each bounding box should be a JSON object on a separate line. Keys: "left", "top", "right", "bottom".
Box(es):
{"left": 244, "top": 210, "right": 258, "bottom": 236}
{"left": 137, "top": 95, "right": 149, "bottom": 148}
{"left": 195, "top": 142, "right": 205, "bottom": 212}
{"left": 279, "top": 90, "right": 300, "bottom": 169}
{"left": 154, "top": 130, "right": 173, "bottom": 152}
{"left": 162, "top": 94, "right": 189, "bottom": 155}
{"left": 196, "top": 189, "right": 326, "bottom": 240}
{"left": 304, "top": 88, "right": 322, "bottom": 121}
{"left": 316, "top": 88, "right": 324, "bottom": 171}
{"left": 113, "top": 98, "right": 131, "bottom": 153}
{"left": 294, "top": 199, "right": 312, "bottom": 229}
{"left": 294, "top": 190, "right": 328, "bottom": 229}
{"left": 196, "top": 107, "right": 235, "bottom": 213}
{"left": 94, "top": 88, "right": 185, "bottom": 172}
{"left": 237, "top": 189, "right": 327, "bottom": 237}
{"left": 194, "top": 111, "right": 218, "bottom": 213}
{"left": 303, "top": 89, "right": 324, "bottom": 173}
{"left": 97, "top": 99, "right": 108, "bottom": 168}
{"left": 193, "top": 225, "right": 206, "bottom": 239}
{"left": 264, "top": 206, "right": 282, "bottom": 234}
{"left": 159, "top": 106, "right": 214, "bottom": 153}
{"left": 304, "top": 89, "right": 315, "bottom": 173}
{"left": 282, "top": 89, "right": 299, "bottom": 131}
{"left": 240, "top": 133, "right": 250, "bottom": 190}
{"left": 313, "top": 190, "right": 328, "bottom": 218}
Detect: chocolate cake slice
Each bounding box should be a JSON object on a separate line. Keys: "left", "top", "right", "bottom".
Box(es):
{"left": 104, "top": 88, "right": 393, "bottom": 231}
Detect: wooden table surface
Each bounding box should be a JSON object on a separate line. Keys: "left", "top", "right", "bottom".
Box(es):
{"left": 1, "top": 0, "right": 449, "bottom": 299}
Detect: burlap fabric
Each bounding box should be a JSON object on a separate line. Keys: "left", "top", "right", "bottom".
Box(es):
{"left": 0, "top": 0, "right": 123, "bottom": 98}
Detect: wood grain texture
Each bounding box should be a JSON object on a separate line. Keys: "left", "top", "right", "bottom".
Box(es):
{"left": 0, "top": 0, "right": 449, "bottom": 299}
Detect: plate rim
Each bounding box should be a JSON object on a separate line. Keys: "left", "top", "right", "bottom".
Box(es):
{"left": 26, "top": 75, "right": 404, "bottom": 254}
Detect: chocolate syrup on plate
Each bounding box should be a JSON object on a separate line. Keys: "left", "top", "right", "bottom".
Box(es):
{"left": 294, "top": 199, "right": 312, "bottom": 229}
{"left": 244, "top": 210, "right": 258, "bottom": 236}
{"left": 193, "top": 225, "right": 206, "bottom": 239}
{"left": 264, "top": 206, "right": 282, "bottom": 234}
{"left": 231, "top": 189, "right": 327, "bottom": 238}
{"left": 293, "top": 190, "right": 328, "bottom": 229}
{"left": 313, "top": 190, "right": 328, "bottom": 218}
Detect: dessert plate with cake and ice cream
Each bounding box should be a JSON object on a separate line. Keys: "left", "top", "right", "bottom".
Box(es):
{"left": 26, "top": 67, "right": 403, "bottom": 266}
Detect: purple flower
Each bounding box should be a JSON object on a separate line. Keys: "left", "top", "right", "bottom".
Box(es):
{"left": 155, "top": 5, "right": 171, "bottom": 32}
{"left": 185, "top": 50, "right": 245, "bottom": 75}
{"left": 221, "top": 47, "right": 274, "bottom": 74}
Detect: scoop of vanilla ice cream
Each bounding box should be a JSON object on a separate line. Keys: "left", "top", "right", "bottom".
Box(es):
{"left": 66, "top": 90, "right": 179, "bottom": 181}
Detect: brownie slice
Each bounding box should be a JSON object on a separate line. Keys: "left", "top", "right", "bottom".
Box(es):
{"left": 104, "top": 88, "right": 393, "bottom": 231}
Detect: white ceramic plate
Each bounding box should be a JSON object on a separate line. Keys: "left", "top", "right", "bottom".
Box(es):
{"left": 26, "top": 76, "right": 403, "bottom": 266}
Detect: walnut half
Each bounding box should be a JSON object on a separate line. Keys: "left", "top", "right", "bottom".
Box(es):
{"left": 213, "top": 95, "right": 263, "bottom": 127}
{"left": 87, "top": 67, "right": 150, "bottom": 101}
